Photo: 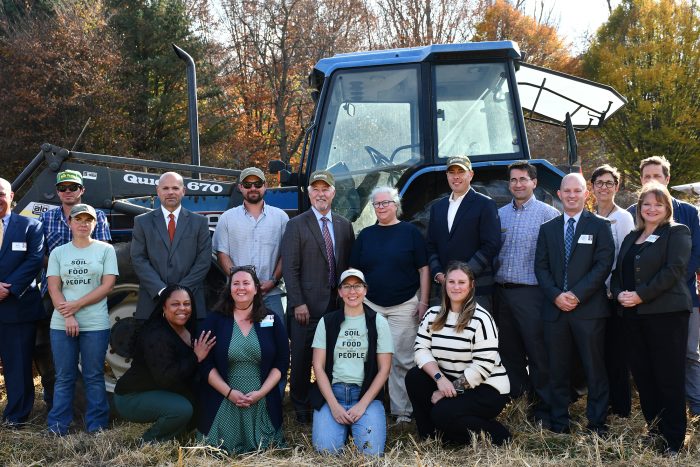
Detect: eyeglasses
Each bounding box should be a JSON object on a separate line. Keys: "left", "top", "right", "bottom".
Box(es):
{"left": 230, "top": 264, "right": 257, "bottom": 276}
{"left": 241, "top": 181, "right": 264, "bottom": 189}
{"left": 372, "top": 200, "right": 395, "bottom": 208}
{"left": 509, "top": 177, "right": 532, "bottom": 185}
{"left": 340, "top": 283, "right": 366, "bottom": 292}
{"left": 593, "top": 180, "right": 616, "bottom": 188}
{"left": 57, "top": 184, "right": 82, "bottom": 192}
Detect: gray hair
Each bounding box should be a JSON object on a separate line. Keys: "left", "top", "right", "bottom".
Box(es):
{"left": 370, "top": 186, "right": 402, "bottom": 217}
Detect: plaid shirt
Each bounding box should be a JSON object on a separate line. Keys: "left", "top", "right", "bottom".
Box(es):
{"left": 39, "top": 206, "right": 112, "bottom": 295}
{"left": 494, "top": 196, "right": 559, "bottom": 285}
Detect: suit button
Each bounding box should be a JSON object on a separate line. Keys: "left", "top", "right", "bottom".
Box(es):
{"left": 635, "top": 255, "right": 640, "bottom": 259}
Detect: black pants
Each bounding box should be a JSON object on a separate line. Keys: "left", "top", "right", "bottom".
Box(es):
{"left": 605, "top": 301, "right": 631, "bottom": 417}
{"left": 544, "top": 314, "right": 608, "bottom": 431}
{"left": 494, "top": 284, "right": 550, "bottom": 422}
{"left": 625, "top": 311, "right": 688, "bottom": 452}
{"left": 289, "top": 291, "right": 337, "bottom": 416}
{"left": 405, "top": 366, "right": 510, "bottom": 446}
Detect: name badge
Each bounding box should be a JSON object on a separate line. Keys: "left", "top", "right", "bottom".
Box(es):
{"left": 12, "top": 242, "right": 27, "bottom": 251}
{"left": 260, "top": 314, "right": 275, "bottom": 328}
{"left": 578, "top": 234, "right": 593, "bottom": 244}
{"left": 645, "top": 234, "right": 660, "bottom": 243}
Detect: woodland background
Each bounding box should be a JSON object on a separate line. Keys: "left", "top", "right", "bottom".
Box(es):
{"left": 2, "top": 0, "right": 700, "bottom": 190}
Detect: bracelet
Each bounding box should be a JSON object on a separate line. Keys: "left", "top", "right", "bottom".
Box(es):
{"left": 226, "top": 388, "right": 233, "bottom": 400}
{"left": 419, "top": 302, "right": 429, "bottom": 306}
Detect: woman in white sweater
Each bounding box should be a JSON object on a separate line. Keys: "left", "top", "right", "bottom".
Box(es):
{"left": 405, "top": 261, "right": 511, "bottom": 446}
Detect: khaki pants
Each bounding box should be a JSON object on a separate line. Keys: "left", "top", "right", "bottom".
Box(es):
{"left": 365, "top": 295, "right": 419, "bottom": 417}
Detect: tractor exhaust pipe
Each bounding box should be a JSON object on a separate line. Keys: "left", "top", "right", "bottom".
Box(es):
{"left": 172, "top": 44, "right": 201, "bottom": 179}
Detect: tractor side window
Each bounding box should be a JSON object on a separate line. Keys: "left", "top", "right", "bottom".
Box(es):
{"left": 434, "top": 62, "right": 521, "bottom": 160}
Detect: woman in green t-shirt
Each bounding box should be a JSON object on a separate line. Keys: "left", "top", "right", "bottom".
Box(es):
{"left": 46, "top": 204, "right": 118, "bottom": 435}
{"left": 311, "top": 268, "right": 393, "bottom": 456}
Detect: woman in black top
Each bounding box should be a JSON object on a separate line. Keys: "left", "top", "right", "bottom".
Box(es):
{"left": 114, "top": 285, "right": 215, "bottom": 442}
{"left": 611, "top": 182, "right": 692, "bottom": 454}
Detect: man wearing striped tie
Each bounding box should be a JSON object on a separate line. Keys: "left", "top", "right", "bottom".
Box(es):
{"left": 281, "top": 170, "right": 354, "bottom": 424}
{"left": 534, "top": 173, "right": 615, "bottom": 436}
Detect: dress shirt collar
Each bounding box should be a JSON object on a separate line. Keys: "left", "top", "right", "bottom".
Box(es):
{"left": 511, "top": 194, "right": 536, "bottom": 211}
{"left": 449, "top": 190, "right": 468, "bottom": 204}
{"left": 161, "top": 205, "right": 182, "bottom": 221}
{"left": 563, "top": 210, "right": 583, "bottom": 225}
{"left": 1, "top": 212, "right": 10, "bottom": 228}
{"left": 311, "top": 206, "right": 333, "bottom": 222}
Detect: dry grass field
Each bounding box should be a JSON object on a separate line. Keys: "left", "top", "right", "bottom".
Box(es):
{"left": 1, "top": 375, "right": 700, "bottom": 466}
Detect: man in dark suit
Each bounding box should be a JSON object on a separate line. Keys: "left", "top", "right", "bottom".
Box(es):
{"left": 426, "top": 155, "right": 500, "bottom": 308}
{"left": 535, "top": 173, "right": 615, "bottom": 434}
{"left": 0, "top": 177, "right": 44, "bottom": 427}
{"left": 131, "top": 172, "right": 211, "bottom": 320}
{"left": 281, "top": 170, "right": 354, "bottom": 422}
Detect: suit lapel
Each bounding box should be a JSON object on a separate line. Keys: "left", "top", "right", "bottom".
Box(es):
{"left": 152, "top": 210, "right": 171, "bottom": 250}
{"left": 449, "top": 189, "right": 477, "bottom": 238}
{"left": 305, "top": 210, "right": 329, "bottom": 261}
{"left": 331, "top": 215, "right": 345, "bottom": 265}
{"left": 0, "top": 214, "right": 17, "bottom": 257}
{"left": 554, "top": 215, "right": 565, "bottom": 259}
{"left": 616, "top": 230, "right": 639, "bottom": 268}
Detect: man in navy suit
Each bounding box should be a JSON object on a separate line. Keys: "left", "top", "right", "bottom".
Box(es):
{"left": 535, "top": 173, "right": 615, "bottom": 434}
{"left": 0, "top": 177, "right": 44, "bottom": 427}
{"left": 131, "top": 172, "right": 212, "bottom": 320}
{"left": 426, "top": 155, "right": 500, "bottom": 308}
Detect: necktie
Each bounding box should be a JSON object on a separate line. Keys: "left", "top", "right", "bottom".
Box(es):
{"left": 320, "top": 217, "right": 336, "bottom": 287}
{"left": 168, "top": 213, "right": 176, "bottom": 243}
{"left": 0, "top": 219, "right": 4, "bottom": 248}
{"left": 563, "top": 217, "right": 575, "bottom": 290}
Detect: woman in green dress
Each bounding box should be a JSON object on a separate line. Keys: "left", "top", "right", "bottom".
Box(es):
{"left": 198, "top": 266, "right": 289, "bottom": 454}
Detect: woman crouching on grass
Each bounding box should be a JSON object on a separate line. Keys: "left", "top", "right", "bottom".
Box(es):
{"left": 406, "top": 261, "right": 511, "bottom": 446}
{"left": 113, "top": 285, "right": 215, "bottom": 443}
{"left": 310, "top": 269, "right": 393, "bottom": 456}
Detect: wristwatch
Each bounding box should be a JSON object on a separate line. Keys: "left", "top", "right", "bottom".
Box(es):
{"left": 433, "top": 372, "right": 442, "bottom": 381}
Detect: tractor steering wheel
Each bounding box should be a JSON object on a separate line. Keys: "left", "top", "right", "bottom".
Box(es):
{"left": 364, "top": 145, "right": 391, "bottom": 166}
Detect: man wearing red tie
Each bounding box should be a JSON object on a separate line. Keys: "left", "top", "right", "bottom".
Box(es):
{"left": 130, "top": 172, "right": 211, "bottom": 320}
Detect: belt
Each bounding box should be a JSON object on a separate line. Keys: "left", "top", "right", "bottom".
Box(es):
{"left": 497, "top": 282, "right": 537, "bottom": 289}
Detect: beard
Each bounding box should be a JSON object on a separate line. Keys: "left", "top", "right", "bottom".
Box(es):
{"left": 244, "top": 191, "right": 263, "bottom": 204}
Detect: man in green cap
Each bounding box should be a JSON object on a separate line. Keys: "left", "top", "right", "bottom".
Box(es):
{"left": 36, "top": 169, "right": 112, "bottom": 410}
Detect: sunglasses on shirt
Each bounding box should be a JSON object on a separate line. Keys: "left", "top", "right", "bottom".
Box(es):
{"left": 240, "top": 181, "right": 264, "bottom": 189}
{"left": 56, "top": 184, "right": 83, "bottom": 192}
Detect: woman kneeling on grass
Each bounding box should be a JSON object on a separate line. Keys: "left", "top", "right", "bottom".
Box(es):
{"left": 197, "top": 266, "right": 288, "bottom": 454}
{"left": 113, "top": 285, "right": 215, "bottom": 442}
{"left": 311, "top": 269, "right": 393, "bottom": 456}
{"left": 406, "top": 261, "right": 511, "bottom": 446}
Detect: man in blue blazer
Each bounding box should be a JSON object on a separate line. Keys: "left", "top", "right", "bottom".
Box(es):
{"left": 131, "top": 172, "right": 212, "bottom": 320}
{"left": 426, "top": 155, "right": 500, "bottom": 307}
{"left": 535, "top": 173, "right": 615, "bottom": 434}
{"left": 0, "top": 178, "right": 45, "bottom": 427}
{"left": 627, "top": 155, "right": 700, "bottom": 415}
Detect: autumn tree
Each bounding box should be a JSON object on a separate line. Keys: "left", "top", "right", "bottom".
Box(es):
{"left": 0, "top": 0, "right": 131, "bottom": 180}
{"left": 473, "top": 0, "right": 578, "bottom": 72}
{"left": 219, "top": 0, "right": 371, "bottom": 166}
{"left": 582, "top": 0, "right": 700, "bottom": 185}
{"left": 373, "top": 0, "right": 487, "bottom": 48}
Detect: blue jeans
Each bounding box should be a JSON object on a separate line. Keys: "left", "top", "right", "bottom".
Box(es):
{"left": 263, "top": 293, "right": 288, "bottom": 398}
{"left": 312, "top": 383, "right": 386, "bottom": 456}
{"left": 48, "top": 329, "right": 110, "bottom": 434}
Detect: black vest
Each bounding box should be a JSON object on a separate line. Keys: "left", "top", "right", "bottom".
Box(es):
{"left": 321, "top": 305, "right": 384, "bottom": 402}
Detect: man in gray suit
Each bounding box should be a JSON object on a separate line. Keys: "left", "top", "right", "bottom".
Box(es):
{"left": 131, "top": 172, "right": 212, "bottom": 320}
{"left": 281, "top": 170, "right": 354, "bottom": 422}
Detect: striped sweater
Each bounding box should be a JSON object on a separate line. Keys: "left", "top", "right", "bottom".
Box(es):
{"left": 414, "top": 305, "right": 510, "bottom": 395}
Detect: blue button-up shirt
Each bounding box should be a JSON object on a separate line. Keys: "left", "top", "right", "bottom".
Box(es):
{"left": 39, "top": 206, "right": 112, "bottom": 295}
{"left": 494, "top": 195, "right": 560, "bottom": 285}
{"left": 212, "top": 202, "right": 289, "bottom": 295}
